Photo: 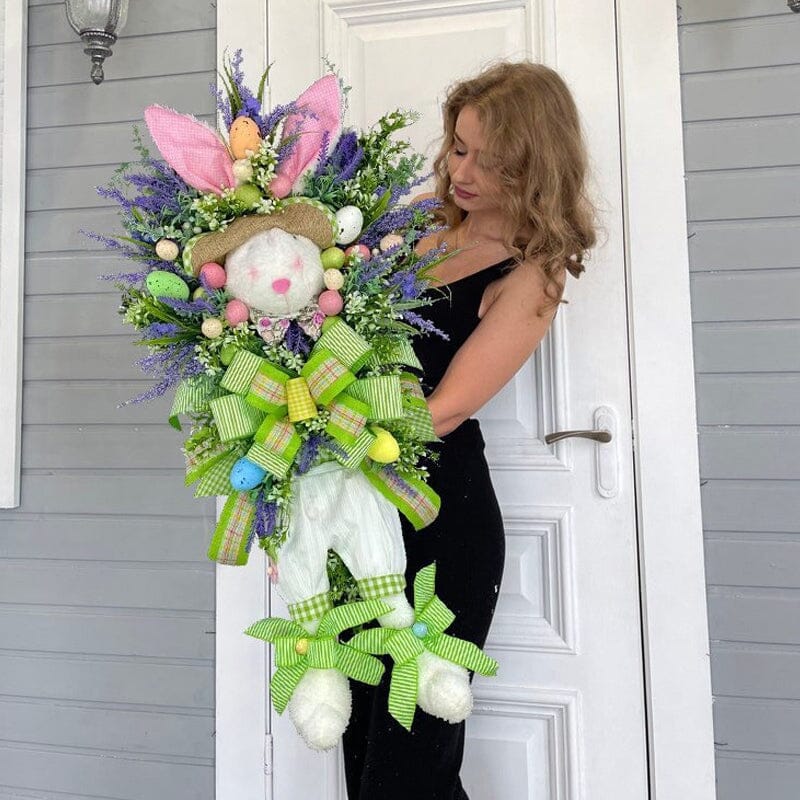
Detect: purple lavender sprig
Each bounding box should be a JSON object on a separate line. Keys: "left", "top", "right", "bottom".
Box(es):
{"left": 123, "top": 341, "right": 205, "bottom": 406}
{"left": 284, "top": 320, "right": 311, "bottom": 355}
{"left": 401, "top": 310, "right": 449, "bottom": 341}
{"left": 159, "top": 296, "right": 218, "bottom": 315}
{"left": 252, "top": 486, "right": 279, "bottom": 539}
{"left": 360, "top": 198, "right": 440, "bottom": 248}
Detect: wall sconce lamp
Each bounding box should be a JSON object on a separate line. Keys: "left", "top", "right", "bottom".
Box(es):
{"left": 65, "top": 0, "right": 130, "bottom": 85}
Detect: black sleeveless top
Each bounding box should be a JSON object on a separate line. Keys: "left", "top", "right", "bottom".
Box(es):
{"left": 417, "top": 257, "right": 515, "bottom": 393}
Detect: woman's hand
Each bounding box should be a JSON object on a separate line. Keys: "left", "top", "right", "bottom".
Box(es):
{"left": 426, "top": 258, "right": 563, "bottom": 437}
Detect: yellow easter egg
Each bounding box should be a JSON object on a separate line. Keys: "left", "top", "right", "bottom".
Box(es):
{"left": 367, "top": 427, "right": 400, "bottom": 464}
{"left": 229, "top": 116, "right": 262, "bottom": 160}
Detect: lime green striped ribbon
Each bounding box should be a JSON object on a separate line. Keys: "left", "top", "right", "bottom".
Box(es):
{"left": 398, "top": 371, "right": 439, "bottom": 442}
{"left": 360, "top": 461, "right": 440, "bottom": 530}
{"left": 349, "top": 563, "right": 498, "bottom": 731}
{"left": 244, "top": 599, "right": 392, "bottom": 713}
{"left": 169, "top": 374, "right": 225, "bottom": 430}
{"left": 349, "top": 375, "right": 405, "bottom": 420}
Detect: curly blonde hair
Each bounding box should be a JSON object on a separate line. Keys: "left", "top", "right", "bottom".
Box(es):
{"left": 432, "top": 60, "right": 598, "bottom": 316}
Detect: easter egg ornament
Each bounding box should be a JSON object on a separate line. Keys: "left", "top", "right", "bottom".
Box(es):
{"left": 92, "top": 52, "right": 499, "bottom": 756}
{"left": 145, "top": 270, "right": 190, "bottom": 300}
{"left": 334, "top": 205, "right": 363, "bottom": 245}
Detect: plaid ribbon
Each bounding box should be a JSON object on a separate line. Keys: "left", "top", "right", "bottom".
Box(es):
{"left": 244, "top": 600, "right": 392, "bottom": 713}
{"left": 360, "top": 461, "right": 440, "bottom": 531}
{"left": 207, "top": 492, "right": 255, "bottom": 566}
{"left": 349, "top": 563, "right": 498, "bottom": 731}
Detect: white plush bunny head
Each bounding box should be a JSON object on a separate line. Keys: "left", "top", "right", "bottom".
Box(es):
{"left": 224, "top": 227, "right": 325, "bottom": 316}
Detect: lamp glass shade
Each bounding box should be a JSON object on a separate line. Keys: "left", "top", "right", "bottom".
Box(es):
{"left": 66, "top": 0, "right": 129, "bottom": 33}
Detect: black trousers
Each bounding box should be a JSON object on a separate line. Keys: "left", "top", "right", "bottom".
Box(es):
{"left": 342, "top": 420, "right": 506, "bottom": 800}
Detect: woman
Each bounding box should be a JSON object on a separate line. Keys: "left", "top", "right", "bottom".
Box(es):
{"left": 343, "top": 59, "right": 596, "bottom": 799}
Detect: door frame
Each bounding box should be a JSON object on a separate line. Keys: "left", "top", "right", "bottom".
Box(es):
{"left": 214, "top": 1, "right": 717, "bottom": 797}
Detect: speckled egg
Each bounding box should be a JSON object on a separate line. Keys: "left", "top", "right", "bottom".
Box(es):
{"left": 232, "top": 158, "right": 254, "bottom": 186}
{"left": 229, "top": 116, "right": 262, "bottom": 160}
{"left": 335, "top": 205, "right": 363, "bottom": 246}
{"left": 321, "top": 247, "right": 346, "bottom": 270}
{"left": 234, "top": 183, "right": 262, "bottom": 207}
{"left": 318, "top": 289, "right": 343, "bottom": 316}
{"left": 155, "top": 238, "right": 179, "bottom": 261}
{"left": 200, "top": 262, "right": 227, "bottom": 290}
{"left": 345, "top": 244, "right": 371, "bottom": 262}
{"left": 145, "top": 270, "right": 190, "bottom": 300}
{"left": 201, "top": 317, "right": 224, "bottom": 339}
{"left": 225, "top": 299, "right": 249, "bottom": 326}
{"left": 323, "top": 269, "right": 344, "bottom": 291}
{"left": 229, "top": 457, "right": 267, "bottom": 491}
{"left": 379, "top": 233, "right": 404, "bottom": 252}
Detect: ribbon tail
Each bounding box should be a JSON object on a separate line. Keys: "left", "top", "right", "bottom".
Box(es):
{"left": 388, "top": 661, "right": 419, "bottom": 731}
{"left": 270, "top": 663, "right": 307, "bottom": 714}
{"left": 336, "top": 644, "right": 386, "bottom": 686}
{"left": 427, "top": 634, "right": 499, "bottom": 677}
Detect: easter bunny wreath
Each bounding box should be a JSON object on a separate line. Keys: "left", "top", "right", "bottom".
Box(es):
{"left": 90, "top": 52, "right": 497, "bottom": 751}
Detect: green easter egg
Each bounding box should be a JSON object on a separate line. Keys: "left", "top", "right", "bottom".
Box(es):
{"left": 192, "top": 287, "right": 207, "bottom": 300}
{"left": 234, "top": 184, "right": 262, "bottom": 207}
{"left": 321, "top": 247, "right": 346, "bottom": 270}
{"left": 146, "top": 270, "right": 190, "bottom": 300}
{"left": 320, "top": 315, "right": 340, "bottom": 333}
{"left": 220, "top": 344, "right": 238, "bottom": 366}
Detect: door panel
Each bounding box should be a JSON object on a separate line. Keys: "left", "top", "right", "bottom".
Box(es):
{"left": 263, "top": 2, "right": 648, "bottom": 798}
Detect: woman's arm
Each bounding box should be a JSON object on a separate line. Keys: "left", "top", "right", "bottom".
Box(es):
{"left": 426, "top": 259, "right": 563, "bottom": 437}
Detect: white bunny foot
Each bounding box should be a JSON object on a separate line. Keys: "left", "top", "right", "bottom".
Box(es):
{"left": 376, "top": 591, "right": 415, "bottom": 629}
{"left": 416, "top": 650, "right": 473, "bottom": 723}
{"left": 287, "top": 667, "right": 352, "bottom": 751}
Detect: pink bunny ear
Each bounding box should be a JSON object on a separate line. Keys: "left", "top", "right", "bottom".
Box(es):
{"left": 144, "top": 105, "right": 235, "bottom": 195}
{"left": 270, "top": 75, "right": 342, "bottom": 199}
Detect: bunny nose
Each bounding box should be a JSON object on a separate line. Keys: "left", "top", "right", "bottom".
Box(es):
{"left": 272, "top": 278, "right": 291, "bottom": 294}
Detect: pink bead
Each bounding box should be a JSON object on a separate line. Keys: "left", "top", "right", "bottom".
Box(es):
{"left": 225, "top": 299, "right": 249, "bottom": 326}
{"left": 200, "top": 262, "right": 227, "bottom": 289}
{"left": 318, "top": 289, "right": 344, "bottom": 316}
{"left": 345, "top": 244, "right": 371, "bottom": 262}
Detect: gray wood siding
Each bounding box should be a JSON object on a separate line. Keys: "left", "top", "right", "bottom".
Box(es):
{"left": 679, "top": 2, "right": 800, "bottom": 796}
{"left": 0, "top": 2, "right": 218, "bottom": 798}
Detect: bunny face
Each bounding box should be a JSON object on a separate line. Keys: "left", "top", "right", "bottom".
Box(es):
{"left": 224, "top": 227, "right": 325, "bottom": 316}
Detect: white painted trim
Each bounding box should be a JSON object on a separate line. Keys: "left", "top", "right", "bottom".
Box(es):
{"left": 0, "top": 0, "right": 27, "bottom": 508}
{"left": 215, "top": 4, "right": 271, "bottom": 799}
{"left": 616, "top": 0, "right": 717, "bottom": 796}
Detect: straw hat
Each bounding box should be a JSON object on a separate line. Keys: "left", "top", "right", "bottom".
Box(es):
{"left": 186, "top": 198, "right": 337, "bottom": 275}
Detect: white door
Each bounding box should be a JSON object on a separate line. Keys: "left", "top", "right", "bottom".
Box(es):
{"left": 229, "top": 1, "right": 648, "bottom": 797}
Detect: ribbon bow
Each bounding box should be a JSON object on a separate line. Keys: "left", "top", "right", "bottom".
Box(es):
{"left": 244, "top": 599, "right": 392, "bottom": 713}
{"left": 349, "top": 563, "right": 498, "bottom": 730}
{"left": 209, "top": 318, "right": 380, "bottom": 478}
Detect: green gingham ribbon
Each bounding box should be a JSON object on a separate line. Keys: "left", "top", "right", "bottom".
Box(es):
{"left": 349, "top": 563, "right": 498, "bottom": 730}
{"left": 398, "top": 371, "right": 439, "bottom": 442}
{"left": 244, "top": 599, "right": 392, "bottom": 713}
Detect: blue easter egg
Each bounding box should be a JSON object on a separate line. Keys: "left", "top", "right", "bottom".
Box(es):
{"left": 411, "top": 621, "right": 428, "bottom": 639}
{"left": 229, "top": 458, "right": 267, "bottom": 491}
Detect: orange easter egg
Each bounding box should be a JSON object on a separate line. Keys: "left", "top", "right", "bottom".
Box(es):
{"left": 229, "top": 116, "right": 262, "bottom": 160}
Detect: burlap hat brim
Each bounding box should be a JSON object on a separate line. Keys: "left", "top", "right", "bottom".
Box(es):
{"left": 188, "top": 201, "right": 337, "bottom": 275}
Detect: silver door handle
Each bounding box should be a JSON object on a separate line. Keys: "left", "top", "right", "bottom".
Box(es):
{"left": 544, "top": 428, "right": 612, "bottom": 445}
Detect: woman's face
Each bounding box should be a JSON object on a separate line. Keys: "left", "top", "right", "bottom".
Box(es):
{"left": 446, "top": 105, "right": 502, "bottom": 212}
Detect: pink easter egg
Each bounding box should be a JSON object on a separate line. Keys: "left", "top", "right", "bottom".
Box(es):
{"left": 200, "top": 262, "right": 227, "bottom": 289}
{"left": 318, "top": 289, "right": 344, "bottom": 316}
{"left": 225, "top": 299, "right": 249, "bottom": 326}
{"left": 345, "top": 244, "right": 371, "bottom": 262}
